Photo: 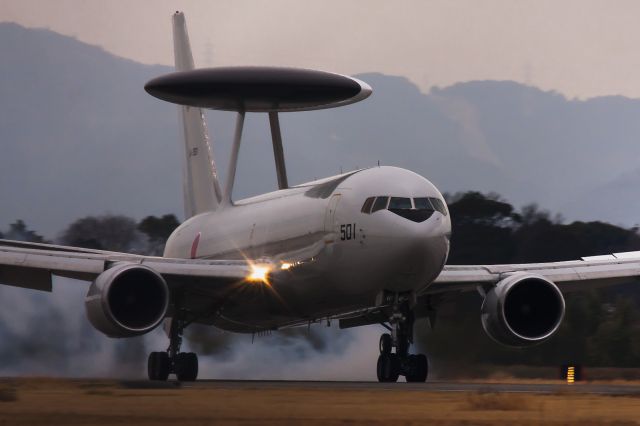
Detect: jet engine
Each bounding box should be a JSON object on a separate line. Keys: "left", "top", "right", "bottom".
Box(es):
{"left": 85, "top": 263, "right": 170, "bottom": 337}
{"left": 481, "top": 273, "right": 565, "bottom": 347}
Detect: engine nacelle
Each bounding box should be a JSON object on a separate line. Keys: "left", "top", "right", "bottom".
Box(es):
{"left": 481, "top": 273, "right": 565, "bottom": 347}
{"left": 85, "top": 263, "right": 169, "bottom": 337}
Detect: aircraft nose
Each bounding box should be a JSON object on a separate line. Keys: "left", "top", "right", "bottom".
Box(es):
{"left": 378, "top": 213, "right": 450, "bottom": 291}
{"left": 400, "top": 221, "right": 448, "bottom": 270}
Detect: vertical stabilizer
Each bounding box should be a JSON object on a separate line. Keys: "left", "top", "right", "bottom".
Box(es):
{"left": 172, "top": 12, "right": 222, "bottom": 217}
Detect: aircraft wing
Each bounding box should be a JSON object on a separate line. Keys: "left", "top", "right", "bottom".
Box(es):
{"left": 426, "top": 251, "right": 640, "bottom": 295}
{"left": 0, "top": 239, "right": 251, "bottom": 293}
{"left": 335, "top": 251, "right": 640, "bottom": 330}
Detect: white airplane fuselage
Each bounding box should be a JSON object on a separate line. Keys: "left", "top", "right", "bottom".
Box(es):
{"left": 164, "top": 166, "right": 451, "bottom": 332}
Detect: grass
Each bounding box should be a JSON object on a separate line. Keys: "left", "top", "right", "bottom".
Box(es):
{"left": 0, "top": 387, "right": 18, "bottom": 402}
{"left": 464, "top": 392, "right": 533, "bottom": 411}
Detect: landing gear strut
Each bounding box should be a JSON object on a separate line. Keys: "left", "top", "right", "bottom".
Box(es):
{"left": 148, "top": 316, "right": 199, "bottom": 381}
{"left": 376, "top": 297, "right": 428, "bottom": 383}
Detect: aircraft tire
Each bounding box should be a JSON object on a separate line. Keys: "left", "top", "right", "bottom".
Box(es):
{"left": 376, "top": 353, "right": 400, "bottom": 382}
{"left": 148, "top": 351, "right": 170, "bottom": 381}
{"left": 379, "top": 333, "right": 392, "bottom": 355}
{"left": 175, "top": 352, "right": 198, "bottom": 381}
{"left": 405, "top": 354, "right": 428, "bottom": 382}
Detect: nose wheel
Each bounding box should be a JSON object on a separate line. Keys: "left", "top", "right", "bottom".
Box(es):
{"left": 376, "top": 298, "right": 429, "bottom": 383}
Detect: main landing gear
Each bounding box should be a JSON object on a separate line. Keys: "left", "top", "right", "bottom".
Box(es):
{"left": 148, "top": 316, "right": 199, "bottom": 381}
{"left": 376, "top": 298, "right": 428, "bottom": 382}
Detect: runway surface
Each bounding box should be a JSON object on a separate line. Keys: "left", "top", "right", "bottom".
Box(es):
{"left": 4, "top": 378, "right": 640, "bottom": 425}
{"left": 121, "top": 379, "right": 640, "bottom": 395}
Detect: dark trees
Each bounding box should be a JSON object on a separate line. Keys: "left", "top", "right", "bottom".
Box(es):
{"left": 138, "top": 214, "right": 180, "bottom": 256}
{"left": 58, "top": 214, "right": 180, "bottom": 255}
{"left": 3, "top": 220, "right": 47, "bottom": 243}
{"left": 446, "top": 193, "right": 640, "bottom": 264}
{"left": 421, "top": 192, "right": 640, "bottom": 371}
{"left": 59, "top": 214, "right": 144, "bottom": 252}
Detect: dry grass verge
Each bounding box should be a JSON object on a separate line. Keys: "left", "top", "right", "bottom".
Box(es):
{"left": 0, "top": 387, "right": 18, "bottom": 402}
{"left": 1, "top": 378, "right": 640, "bottom": 425}
{"left": 465, "top": 392, "right": 532, "bottom": 411}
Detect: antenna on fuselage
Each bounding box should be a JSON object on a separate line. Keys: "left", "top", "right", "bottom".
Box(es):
{"left": 145, "top": 14, "right": 372, "bottom": 205}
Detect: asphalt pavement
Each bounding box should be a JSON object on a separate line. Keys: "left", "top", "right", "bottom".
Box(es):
{"left": 118, "top": 379, "right": 640, "bottom": 395}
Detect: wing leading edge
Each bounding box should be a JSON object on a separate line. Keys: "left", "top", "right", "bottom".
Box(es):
{"left": 331, "top": 252, "right": 640, "bottom": 331}
{"left": 0, "top": 239, "right": 251, "bottom": 292}
{"left": 428, "top": 251, "right": 640, "bottom": 295}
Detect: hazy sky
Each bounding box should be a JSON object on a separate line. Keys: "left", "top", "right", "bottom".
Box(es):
{"left": 3, "top": 1, "right": 640, "bottom": 99}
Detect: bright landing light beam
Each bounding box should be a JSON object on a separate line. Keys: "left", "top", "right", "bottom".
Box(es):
{"left": 247, "top": 264, "right": 272, "bottom": 284}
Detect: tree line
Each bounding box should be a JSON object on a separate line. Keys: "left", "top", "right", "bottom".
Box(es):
{"left": 445, "top": 191, "right": 640, "bottom": 264}
{"left": 0, "top": 214, "right": 180, "bottom": 256}
{"left": 420, "top": 191, "right": 640, "bottom": 372}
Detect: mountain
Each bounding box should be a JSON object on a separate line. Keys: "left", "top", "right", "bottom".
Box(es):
{"left": 0, "top": 23, "right": 179, "bottom": 237}
{"left": 2, "top": 22, "right": 640, "bottom": 237}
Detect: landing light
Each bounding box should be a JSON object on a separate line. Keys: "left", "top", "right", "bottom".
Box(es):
{"left": 280, "top": 261, "right": 301, "bottom": 270}
{"left": 248, "top": 264, "right": 271, "bottom": 284}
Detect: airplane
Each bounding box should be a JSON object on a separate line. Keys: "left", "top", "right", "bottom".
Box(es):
{"left": 2, "top": 11, "right": 640, "bottom": 383}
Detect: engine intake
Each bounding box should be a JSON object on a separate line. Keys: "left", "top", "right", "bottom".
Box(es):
{"left": 85, "top": 263, "right": 169, "bottom": 337}
{"left": 481, "top": 273, "right": 565, "bottom": 347}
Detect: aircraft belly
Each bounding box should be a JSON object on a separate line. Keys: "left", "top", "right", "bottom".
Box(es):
{"left": 208, "top": 244, "right": 381, "bottom": 332}
{"left": 208, "top": 235, "right": 448, "bottom": 332}
{"left": 209, "top": 220, "right": 450, "bottom": 332}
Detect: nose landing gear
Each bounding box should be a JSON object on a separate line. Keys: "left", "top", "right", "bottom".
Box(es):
{"left": 376, "top": 298, "right": 429, "bottom": 383}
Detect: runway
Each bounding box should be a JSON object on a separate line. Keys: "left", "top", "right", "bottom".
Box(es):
{"left": 4, "top": 378, "right": 640, "bottom": 425}
{"left": 122, "top": 379, "right": 640, "bottom": 395}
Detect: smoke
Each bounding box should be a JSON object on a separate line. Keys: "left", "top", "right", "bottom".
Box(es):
{"left": 0, "top": 276, "right": 380, "bottom": 380}
{"left": 180, "top": 325, "right": 380, "bottom": 381}
{"left": 1, "top": 215, "right": 382, "bottom": 380}
{"left": 0, "top": 277, "right": 147, "bottom": 378}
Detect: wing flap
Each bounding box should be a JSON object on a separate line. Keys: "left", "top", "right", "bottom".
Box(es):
{"left": 0, "top": 244, "right": 107, "bottom": 290}
{"left": 0, "top": 265, "right": 51, "bottom": 291}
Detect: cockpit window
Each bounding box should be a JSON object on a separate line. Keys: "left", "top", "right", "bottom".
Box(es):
{"left": 371, "top": 196, "right": 389, "bottom": 212}
{"left": 361, "top": 197, "right": 375, "bottom": 213}
{"left": 429, "top": 197, "right": 448, "bottom": 216}
{"left": 362, "top": 195, "right": 447, "bottom": 220}
{"left": 389, "top": 197, "right": 412, "bottom": 210}
{"left": 413, "top": 198, "right": 433, "bottom": 210}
